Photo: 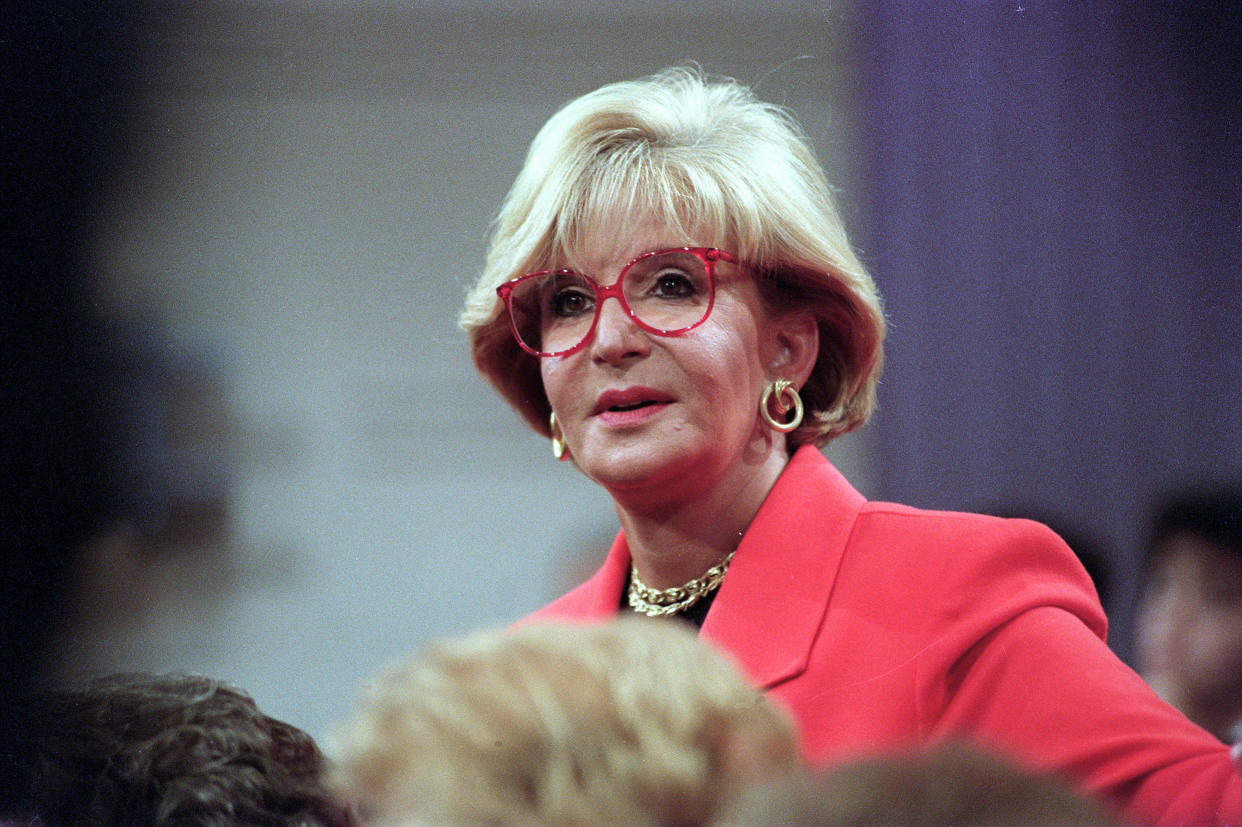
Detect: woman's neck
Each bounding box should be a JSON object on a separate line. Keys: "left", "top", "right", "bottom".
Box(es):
{"left": 615, "top": 446, "right": 790, "bottom": 589}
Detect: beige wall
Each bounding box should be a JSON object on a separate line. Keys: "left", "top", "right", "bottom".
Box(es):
{"left": 58, "top": 1, "right": 874, "bottom": 739}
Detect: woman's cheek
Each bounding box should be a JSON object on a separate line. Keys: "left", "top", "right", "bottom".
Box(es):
{"left": 541, "top": 357, "right": 573, "bottom": 411}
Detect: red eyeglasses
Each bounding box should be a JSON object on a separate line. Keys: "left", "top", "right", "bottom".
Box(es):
{"left": 496, "top": 247, "right": 736, "bottom": 357}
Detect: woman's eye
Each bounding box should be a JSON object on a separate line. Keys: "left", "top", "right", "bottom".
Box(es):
{"left": 551, "top": 288, "right": 594, "bottom": 317}
{"left": 652, "top": 270, "right": 696, "bottom": 298}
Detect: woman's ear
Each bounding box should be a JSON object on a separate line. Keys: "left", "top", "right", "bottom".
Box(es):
{"left": 767, "top": 310, "right": 819, "bottom": 388}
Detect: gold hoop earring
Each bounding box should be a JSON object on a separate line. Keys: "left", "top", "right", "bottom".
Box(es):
{"left": 549, "top": 411, "right": 569, "bottom": 461}
{"left": 759, "top": 379, "right": 804, "bottom": 433}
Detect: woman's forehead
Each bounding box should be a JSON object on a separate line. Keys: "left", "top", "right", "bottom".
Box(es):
{"left": 554, "top": 213, "right": 719, "bottom": 272}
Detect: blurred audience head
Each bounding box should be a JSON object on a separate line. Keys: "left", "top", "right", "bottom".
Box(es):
{"left": 716, "top": 740, "right": 1120, "bottom": 826}
{"left": 1135, "top": 486, "right": 1242, "bottom": 742}
{"left": 2, "top": 672, "right": 355, "bottom": 827}
{"left": 329, "top": 617, "right": 799, "bottom": 826}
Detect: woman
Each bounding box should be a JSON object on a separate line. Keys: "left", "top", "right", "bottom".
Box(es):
{"left": 459, "top": 67, "right": 1242, "bottom": 826}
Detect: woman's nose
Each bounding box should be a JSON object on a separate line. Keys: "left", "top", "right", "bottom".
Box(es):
{"left": 589, "top": 296, "right": 649, "bottom": 364}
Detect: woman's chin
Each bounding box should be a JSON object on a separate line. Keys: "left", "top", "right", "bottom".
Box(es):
{"left": 574, "top": 439, "right": 697, "bottom": 493}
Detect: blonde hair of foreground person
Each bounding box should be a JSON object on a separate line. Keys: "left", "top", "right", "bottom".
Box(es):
{"left": 459, "top": 65, "right": 885, "bottom": 449}
{"left": 327, "top": 618, "right": 800, "bottom": 826}
{"left": 716, "top": 741, "right": 1123, "bottom": 827}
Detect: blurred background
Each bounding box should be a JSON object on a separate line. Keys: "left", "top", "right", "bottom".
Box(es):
{"left": 8, "top": 0, "right": 1239, "bottom": 744}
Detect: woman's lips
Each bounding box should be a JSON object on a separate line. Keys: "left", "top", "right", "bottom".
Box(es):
{"left": 595, "top": 401, "right": 670, "bottom": 426}
{"left": 591, "top": 387, "right": 674, "bottom": 424}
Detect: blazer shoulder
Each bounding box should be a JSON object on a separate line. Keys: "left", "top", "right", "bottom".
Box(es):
{"left": 849, "top": 502, "right": 1106, "bottom": 638}
{"left": 855, "top": 501, "right": 1070, "bottom": 554}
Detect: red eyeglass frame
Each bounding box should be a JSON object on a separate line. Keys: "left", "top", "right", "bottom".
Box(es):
{"left": 495, "top": 246, "right": 738, "bottom": 358}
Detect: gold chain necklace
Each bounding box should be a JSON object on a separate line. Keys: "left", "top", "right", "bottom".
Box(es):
{"left": 627, "top": 550, "right": 737, "bottom": 617}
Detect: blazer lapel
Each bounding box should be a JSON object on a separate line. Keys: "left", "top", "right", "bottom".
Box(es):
{"left": 701, "top": 446, "right": 865, "bottom": 688}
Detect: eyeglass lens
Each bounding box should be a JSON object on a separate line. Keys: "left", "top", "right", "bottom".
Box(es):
{"left": 506, "top": 250, "right": 713, "bottom": 355}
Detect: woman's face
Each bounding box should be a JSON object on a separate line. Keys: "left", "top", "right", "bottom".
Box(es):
{"left": 539, "top": 221, "right": 785, "bottom": 500}
{"left": 1135, "top": 531, "right": 1242, "bottom": 720}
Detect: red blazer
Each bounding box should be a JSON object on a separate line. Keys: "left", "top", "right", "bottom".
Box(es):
{"left": 528, "top": 445, "right": 1242, "bottom": 826}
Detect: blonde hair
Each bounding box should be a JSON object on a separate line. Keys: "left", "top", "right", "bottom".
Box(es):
{"left": 460, "top": 65, "right": 885, "bottom": 447}
{"left": 328, "top": 618, "right": 799, "bottom": 826}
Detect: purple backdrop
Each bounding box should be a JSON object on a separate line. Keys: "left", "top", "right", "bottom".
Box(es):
{"left": 852, "top": 2, "right": 1241, "bottom": 659}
